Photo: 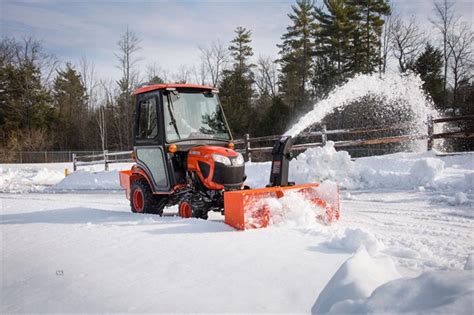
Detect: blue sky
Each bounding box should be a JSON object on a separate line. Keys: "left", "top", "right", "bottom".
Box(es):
{"left": 1, "top": 0, "right": 472, "bottom": 81}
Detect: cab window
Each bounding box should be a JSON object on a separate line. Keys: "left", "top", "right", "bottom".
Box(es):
{"left": 137, "top": 97, "right": 158, "bottom": 140}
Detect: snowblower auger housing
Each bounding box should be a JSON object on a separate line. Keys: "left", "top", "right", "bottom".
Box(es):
{"left": 119, "top": 83, "right": 339, "bottom": 228}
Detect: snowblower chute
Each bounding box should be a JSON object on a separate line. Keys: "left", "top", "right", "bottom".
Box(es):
{"left": 119, "top": 83, "right": 339, "bottom": 229}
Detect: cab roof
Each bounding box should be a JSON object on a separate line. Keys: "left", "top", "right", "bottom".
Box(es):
{"left": 133, "top": 83, "right": 214, "bottom": 95}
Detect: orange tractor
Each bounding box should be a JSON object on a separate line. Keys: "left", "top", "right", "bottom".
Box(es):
{"left": 119, "top": 83, "right": 339, "bottom": 230}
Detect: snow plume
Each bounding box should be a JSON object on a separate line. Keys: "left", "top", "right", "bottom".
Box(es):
{"left": 285, "top": 72, "right": 435, "bottom": 137}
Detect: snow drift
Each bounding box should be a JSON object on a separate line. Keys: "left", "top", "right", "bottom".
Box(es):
{"left": 329, "top": 270, "right": 474, "bottom": 314}
{"left": 312, "top": 247, "right": 401, "bottom": 313}
{"left": 313, "top": 248, "right": 474, "bottom": 314}
{"left": 246, "top": 142, "right": 473, "bottom": 207}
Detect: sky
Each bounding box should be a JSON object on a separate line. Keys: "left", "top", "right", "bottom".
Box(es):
{"left": 1, "top": 0, "right": 473, "bottom": 82}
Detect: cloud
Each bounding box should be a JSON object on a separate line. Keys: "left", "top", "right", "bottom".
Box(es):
{"left": 2, "top": 0, "right": 472, "bottom": 81}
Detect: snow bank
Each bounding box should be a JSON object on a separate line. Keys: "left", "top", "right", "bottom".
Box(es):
{"left": 0, "top": 164, "right": 66, "bottom": 193}
{"left": 329, "top": 270, "right": 474, "bottom": 314}
{"left": 247, "top": 142, "right": 474, "bottom": 206}
{"left": 312, "top": 247, "right": 401, "bottom": 313}
{"left": 52, "top": 169, "right": 123, "bottom": 191}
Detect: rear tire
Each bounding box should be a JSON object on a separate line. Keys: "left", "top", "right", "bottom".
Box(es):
{"left": 130, "top": 179, "right": 165, "bottom": 215}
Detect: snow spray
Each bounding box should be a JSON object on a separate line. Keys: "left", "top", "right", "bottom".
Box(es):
{"left": 284, "top": 73, "right": 437, "bottom": 138}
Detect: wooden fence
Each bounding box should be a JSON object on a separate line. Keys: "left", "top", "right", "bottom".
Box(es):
{"left": 235, "top": 115, "right": 474, "bottom": 162}
{"left": 73, "top": 151, "right": 133, "bottom": 171}
{"left": 69, "top": 114, "right": 472, "bottom": 170}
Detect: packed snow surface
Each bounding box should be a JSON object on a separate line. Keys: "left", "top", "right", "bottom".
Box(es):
{"left": 285, "top": 72, "right": 435, "bottom": 137}
{"left": 1, "top": 147, "right": 473, "bottom": 313}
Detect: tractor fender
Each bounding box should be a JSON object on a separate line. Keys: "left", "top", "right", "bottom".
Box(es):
{"left": 119, "top": 166, "right": 154, "bottom": 200}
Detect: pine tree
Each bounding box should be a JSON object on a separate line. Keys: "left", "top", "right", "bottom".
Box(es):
{"left": 277, "top": 0, "right": 316, "bottom": 114}
{"left": 409, "top": 43, "right": 444, "bottom": 108}
{"left": 229, "top": 26, "right": 254, "bottom": 72}
{"left": 260, "top": 96, "right": 291, "bottom": 135}
{"left": 0, "top": 38, "right": 55, "bottom": 151}
{"left": 53, "top": 63, "right": 88, "bottom": 150}
{"left": 313, "top": 0, "right": 357, "bottom": 96}
{"left": 219, "top": 26, "right": 255, "bottom": 137}
{"left": 347, "top": 0, "right": 391, "bottom": 74}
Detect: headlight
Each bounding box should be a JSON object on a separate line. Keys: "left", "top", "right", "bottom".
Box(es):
{"left": 233, "top": 153, "right": 244, "bottom": 166}
{"left": 212, "top": 154, "right": 231, "bottom": 166}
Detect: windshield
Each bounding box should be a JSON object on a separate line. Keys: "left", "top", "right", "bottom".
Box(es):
{"left": 163, "top": 90, "right": 231, "bottom": 142}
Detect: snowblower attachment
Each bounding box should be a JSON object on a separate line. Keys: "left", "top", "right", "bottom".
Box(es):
{"left": 224, "top": 136, "right": 340, "bottom": 230}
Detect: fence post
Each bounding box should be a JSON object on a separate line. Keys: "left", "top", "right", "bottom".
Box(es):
{"left": 72, "top": 153, "right": 77, "bottom": 171}
{"left": 244, "top": 133, "right": 251, "bottom": 162}
{"left": 321, "top": 124, "right": 327, "bottom": 146}
{"left": 19, "top": 151, "right": 22, "bottom": 163}
{"left": 104, "top": 150, "right": 109, "bottom": 171}
{"left": 427, "top": 115, "right": 434, "bottom": 151}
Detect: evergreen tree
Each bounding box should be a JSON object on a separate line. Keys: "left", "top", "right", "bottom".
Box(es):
{"left": 277, "top": 0, "right": 316, "bottom": 114}
{"left": 347, "top": 0, "right": 391, "bottom": 74}
{"left": 229, "top": 26, "right": 254, "bottom": 72}
{"left": 0, "top": 38, "right": 55, "bottom": 152}
{"left": 260, "top": 96, "right": 291, "bottom": 135}
{"left": 313, "top": 0, "right": 357, "bottom": 96}
{"left": 409, "top": 43, "right": 444, "bottom": 108}
{"left": 219, "top": 26, "right": 255, "bottom": 137}
{"left": 53, "top": 63, "right": 88, "bottom": 150}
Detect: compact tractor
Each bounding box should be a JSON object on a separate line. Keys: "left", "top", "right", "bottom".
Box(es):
{"left": 119, "top": 83, "right": 339, "bottom": 230}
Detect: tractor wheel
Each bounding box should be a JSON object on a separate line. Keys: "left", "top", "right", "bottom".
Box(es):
{"left": 178, "top": 198, "right": 208, "bottom": 220}
{"left": 130, "top": 179, "right": 165, "bottom": 215}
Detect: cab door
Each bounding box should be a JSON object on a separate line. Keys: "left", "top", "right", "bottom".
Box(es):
{"left": 134, "top": 92, "right": 171, "bottom": 192}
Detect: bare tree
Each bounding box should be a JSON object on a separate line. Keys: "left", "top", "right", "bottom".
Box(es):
{"left": 13, "top": 37, "right": 59, "bottom": 87}
{"left": 199, "top": 40, "right": 229, "bottom": 87}
{"left": 79, "top": 56, "right": 98, "bottom": 111}
{"left": 431, "top": 0, "right": 457, "bottom": 106}
{"left": 115, "top": 27, "right": 141, "bottom": 149}
{"left": 191, "top": 62, "right": 208, "bottom": 85}
{"left": 255, "top": 55, "right": 278, "bottom": 97}
{"left": 391, "top": 16, "right": 425, "bottom": 73}
{"left": 172, "top": 65, "right": 191, "bottom": 83}
{"left": 380, "top": 11, "right": 394, "bottom": 74}
{"left": 447, "top": 23, "right": 473, "bottom": 105}
{"left": 145, "top": 62, "right": 168, "bottom": 83}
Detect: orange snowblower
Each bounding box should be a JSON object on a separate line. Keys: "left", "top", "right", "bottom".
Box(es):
{"left": 119, "top": 83, "right": 339, "bottom": 230}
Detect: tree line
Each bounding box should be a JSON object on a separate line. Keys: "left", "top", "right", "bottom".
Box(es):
{"left": 0, "top": 0, "right": 472, "bottom": 159}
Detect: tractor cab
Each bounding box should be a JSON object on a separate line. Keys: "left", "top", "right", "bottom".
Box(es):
{"left": 120, "top": 83, "right": 245, "bottom": 218}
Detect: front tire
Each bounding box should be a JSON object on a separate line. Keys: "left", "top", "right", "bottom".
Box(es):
{"left": 178, "top": 198, "right": 209, "bottom": 220}
{"left": 130, "top": 179, "right": 165, "bottom": 215}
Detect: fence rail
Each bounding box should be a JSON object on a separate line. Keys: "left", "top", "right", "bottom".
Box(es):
{"left": 8, "top": 114, "right": 473, "bottom": 168}
{"left": 73, "top": 150, "right": 133, "bottom": 171}
{"left": 237, "top": 114, "right": 473, "bottom": 162}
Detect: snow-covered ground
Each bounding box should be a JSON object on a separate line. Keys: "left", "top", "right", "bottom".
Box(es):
{"left": 1, "top": 146, "right": 473, "bottom": 313}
